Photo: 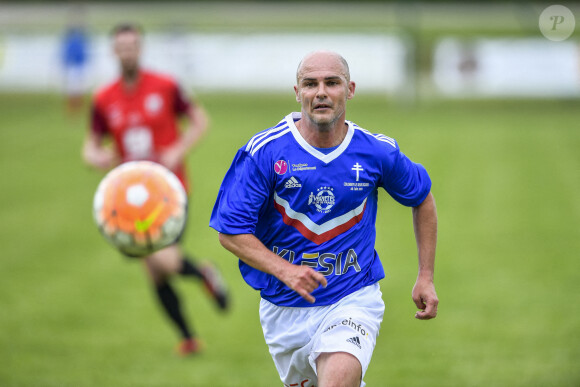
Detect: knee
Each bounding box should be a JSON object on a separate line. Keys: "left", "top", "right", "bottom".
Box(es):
{"left": 144, "top": 261, "right": 169, "bottom": 285}
{"left": 147, "top": 246, "right": 182, "bottom": 273}
{"left": 144, "top": 253, "right": 179, "bottom": 285}
{"left": 316, "top": 352, "right": 362, "bottom": 387}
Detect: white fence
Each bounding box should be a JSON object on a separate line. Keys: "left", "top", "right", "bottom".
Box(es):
{"left": 1, "top": 31, "right": 578, "bottom": 97}
{"left": 432, "top": 38, "right": 580, "bottom": 97}
{"left": 0, "top": 32, "right": 410, "bottom": 94}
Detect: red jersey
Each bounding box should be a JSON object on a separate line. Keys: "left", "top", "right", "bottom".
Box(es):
{"left": 91, "top": 70, "right": 192, "bottom": 189}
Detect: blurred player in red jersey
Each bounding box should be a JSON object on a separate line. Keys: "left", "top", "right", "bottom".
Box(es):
{"left": 82, "top": 23, "right": 228, "bottom": 356}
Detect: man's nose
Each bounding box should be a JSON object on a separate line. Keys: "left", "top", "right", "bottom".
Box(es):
{"left": 316, "top": 84, "right": 327, "bottom": 98}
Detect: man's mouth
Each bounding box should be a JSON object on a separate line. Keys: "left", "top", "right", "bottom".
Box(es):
{"left": 314, "top": 104, "right": 331, "bottom": 110}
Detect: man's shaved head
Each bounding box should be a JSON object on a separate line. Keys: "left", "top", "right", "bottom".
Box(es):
{"left": 296, "top": 51, "right": 350, "bottom": 83}
{"left": 293, "top": 50, "right": 356, "bottom": 136}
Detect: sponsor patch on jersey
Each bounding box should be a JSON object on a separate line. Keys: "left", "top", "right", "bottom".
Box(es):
{"left": 291, "top": 162, "right": 316, "bottom": 172}
{"left": 123, "top": 126, "right": 153, "bottom": 159}
{"left": 284, "top": 176, "right": 302, "bottom": 189}
{"left": 274, "top": 160, "right": 288, "bottom": 175}
{"left": 308, "top": 186, "right": 335, "bottom": 213}
{"left": 107, "top": 106, "right": 123, "bottom": 128}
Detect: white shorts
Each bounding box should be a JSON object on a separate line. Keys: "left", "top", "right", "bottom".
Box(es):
{"left": 259, "top": 283, "right": 385, "bottom": 387}
{"left": 63, "top": 66, "right": 87, "bottom": 96}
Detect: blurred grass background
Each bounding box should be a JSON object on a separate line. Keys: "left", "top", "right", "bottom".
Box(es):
{"left": 1, "top": 1, "right": 580, "bottom": 386}
{"left": 0, "top": 93, "right": 578, "bottom": 386}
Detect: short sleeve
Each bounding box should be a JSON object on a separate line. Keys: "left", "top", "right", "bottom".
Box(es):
{"left": 210, "top": 149, "right": 271, "bottom": 235}
{"left": 380, "top": 142, "right": 431, "bottom": 207}
{"left": 173, "top": 84, "right": 192, "bottom": 116}
{"left": 91, "top": 102, "right": 109, "bottom": 137}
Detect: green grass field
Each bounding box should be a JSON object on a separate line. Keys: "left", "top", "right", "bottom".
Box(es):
{"left": 0, "top": 93, "right": 579, "bottom": 386}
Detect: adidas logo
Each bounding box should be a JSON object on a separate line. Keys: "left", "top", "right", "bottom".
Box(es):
{"left": 346, "top": 336, "right": 361, "bottom": 349}
{"left": 284, "top": 176, "right": 302, "bottom": 189}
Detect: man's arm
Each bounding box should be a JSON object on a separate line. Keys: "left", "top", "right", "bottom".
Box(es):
{"left": 159, "top": 103, "right": 209, "bottom": 171}
{"left": 218, "top": 233, "right": 327, "bottom": 303}
{"left": 411, "top": 191, "right": 439, "bottom": 320}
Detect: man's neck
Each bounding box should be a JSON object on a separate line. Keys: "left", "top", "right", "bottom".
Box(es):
{"left": 121, "top": 68, "right": 139, "bottom": 89}
{"left": 295, "top": 114, "right": 348, "bottom": 149}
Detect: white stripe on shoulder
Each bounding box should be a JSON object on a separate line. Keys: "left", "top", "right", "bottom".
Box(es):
{"left": 354, "top": 127, "right": 396, "bottom": 148}
{"left": 250, "top": 127, "right": 292, "bottom": 156}
{"left": 246, "top": 122, "right": 288, "bottom": 153}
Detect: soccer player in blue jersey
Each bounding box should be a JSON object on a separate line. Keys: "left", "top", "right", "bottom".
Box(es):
{"left": 210, "top": 51, "right": 438, "bottom": 387}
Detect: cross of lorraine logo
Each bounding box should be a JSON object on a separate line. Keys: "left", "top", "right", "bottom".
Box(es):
{"left": 352, "top": 162, "right": 363, "bottom": 182}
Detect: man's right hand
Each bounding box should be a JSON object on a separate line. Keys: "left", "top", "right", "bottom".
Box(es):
{"left": 90, "top": 148, "right": 117, "bottom": 170}
{"left": 281, "top": 264, "right": 327, "bottom": 304}
{"left": 82, "top": 133, "right": 118, "bottom": 170}
{"left": 218, "top": 233, "right": 327, "bottom": 304}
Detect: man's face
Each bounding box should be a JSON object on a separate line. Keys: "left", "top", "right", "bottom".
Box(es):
{"left": 294, "top": 53, "right": 355, "bottom": 129}
{"left": 113, "top": 31, "right": 141, "bottom": 73}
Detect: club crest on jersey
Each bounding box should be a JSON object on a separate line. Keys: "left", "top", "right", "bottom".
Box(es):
{"left": 145, "top": 93, "right": 163, "bottom": 114}
{"left": 274, "top": 160, "right": 288, "bottom": 175}
{"left": 308, "top": 186, "right": 335, "bottom": 213}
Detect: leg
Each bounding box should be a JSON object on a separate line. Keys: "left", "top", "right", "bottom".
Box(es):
{"left": 144, "top": 244, "right": 183, "bottom": 285}
{"left": 312, "top": 285, "right": 385, "bottom": 386}
{"left": 144, "top": 245, "right": 201, "bottom": 355}
{"left": 316, "top": 352, "right": 362, "bottom": 387}
{"left": 154, "top": 281, "right": 193, "bottom": 339}
{"left": 179, "top": 256, "right": 203, "bottom": 278}
{"left": 179, "top": 254, "right": 229, "bottom": 311}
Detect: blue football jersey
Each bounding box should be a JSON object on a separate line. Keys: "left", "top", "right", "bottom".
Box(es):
{"left": 210, "top": 112, "right": 431, "bottom": 307}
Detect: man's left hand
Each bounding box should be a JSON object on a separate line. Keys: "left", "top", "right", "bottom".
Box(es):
{"left": 412, "top": 279, "right": 438, "bottom": 320}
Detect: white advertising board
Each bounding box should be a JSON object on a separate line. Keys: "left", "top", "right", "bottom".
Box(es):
{"left": 0, "top": 32, "right": 409, "bottom": 94}
{"left": 433, "top": 38, "right": 580, "bottom": 97}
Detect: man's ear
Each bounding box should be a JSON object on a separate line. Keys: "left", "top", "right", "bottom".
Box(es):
{"left": 347, "top": 81, "right": 356, "bottom": 100}
{"left": 294, "top": 85, "right": 301, "bottom": 103}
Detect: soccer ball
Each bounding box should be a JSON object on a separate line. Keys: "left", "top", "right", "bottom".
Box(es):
{"left": 92, "top": 161, "right": 187, "bottom": 257}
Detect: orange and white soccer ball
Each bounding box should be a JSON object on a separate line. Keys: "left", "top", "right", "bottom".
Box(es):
{"left": 93, "top": 161, "right": 187, "bottom": 257}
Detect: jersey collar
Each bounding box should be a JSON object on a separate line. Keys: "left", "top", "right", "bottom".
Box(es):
{"left": 286, "top": 112, "right": 354, "bottom": 164}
